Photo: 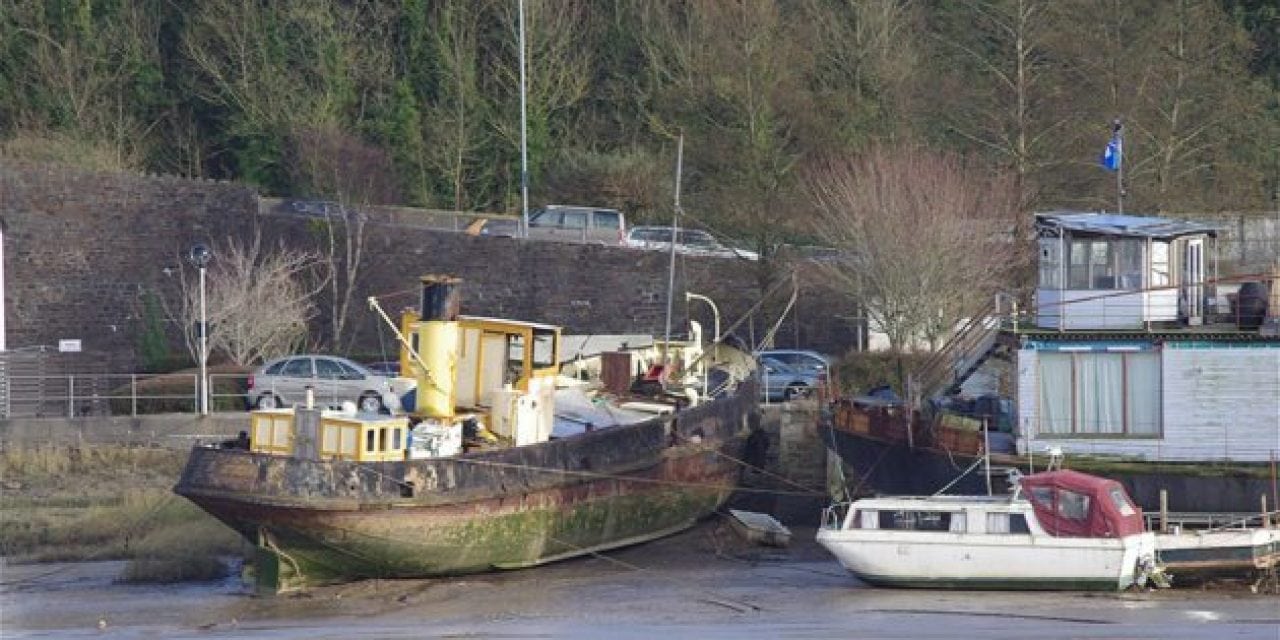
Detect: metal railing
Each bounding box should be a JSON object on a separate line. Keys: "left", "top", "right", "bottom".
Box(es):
{"left": 0, "top": 372, "right": 254, "bottom": 418}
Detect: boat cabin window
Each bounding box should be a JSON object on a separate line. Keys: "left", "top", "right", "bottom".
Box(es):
{"left": 1039, "top": 243, "right": 1061, "bottom": 289}
{"left": 1058, "top": 489, "right": 1090, "bottom": 521}
{"left": 1029, "top": 486, "right": 1054, "bottom": 508}
{"left": 1065, "top": 238, "right": 1143, "bottom": 290}
{"left": 986, "top": 512, "right": 1030, "bottom": 534}
{"left": 878, "top": 510, "right": 957, "bottom": 532}
{"left": 1029, "top": 485, "right": 1090, "bottom": 521}
{"left": 1150, "top": 241, "right": 1170, "bottom": 286}
{"left": 1108, "top": 487, "right": 1137, "bottom": 516}
{"left": 505, "top": 334, "right": 525, "bottom": 386}
{"left": 532, "top": 328, "right": 557, "bottom": 369}
{"left": 854, "top": 509, "right": 878, "bottom": 529}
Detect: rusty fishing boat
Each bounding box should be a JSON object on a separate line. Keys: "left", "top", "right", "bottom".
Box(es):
{"left": 176, "top": 275, "right": 759, "bottom": 592}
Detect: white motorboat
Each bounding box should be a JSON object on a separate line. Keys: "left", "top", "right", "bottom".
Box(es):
{"left": 816, "top": 470, "right": 1159, "bottom": 590}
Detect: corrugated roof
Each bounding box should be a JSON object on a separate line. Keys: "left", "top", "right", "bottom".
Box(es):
{"left": 1035, "top": 211, "right": 1218, "bottom": 238}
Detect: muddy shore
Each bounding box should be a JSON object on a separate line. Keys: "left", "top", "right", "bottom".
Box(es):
{"left": 5, "top": 520, "right": 1278, "bottom": 639}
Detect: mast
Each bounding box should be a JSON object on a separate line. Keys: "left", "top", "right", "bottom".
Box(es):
{"left": 662, "top": 134, "right": 684, "bottom": 367}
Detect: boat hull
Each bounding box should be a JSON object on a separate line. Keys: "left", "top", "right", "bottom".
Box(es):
{"left": 1156, "top": 530, "right": 1280, "bottom": 576}
{"left": 176, "top": 380, "right": 756, "bottom": 591}
{"left": 822, "top": 412, "right": 1275, "bottom": 513}
{"left": 816, "top": 529, "right": 1154, "bottom": 591}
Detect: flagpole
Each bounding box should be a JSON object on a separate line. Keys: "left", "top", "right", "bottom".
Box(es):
{"left": 518, "top": 0, "right": 530, "bottom": 238}
{"left": 1114, "top": 119, "right": 1124, "bottom": 214}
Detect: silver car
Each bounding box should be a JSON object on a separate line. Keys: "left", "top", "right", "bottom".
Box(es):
{"left": 248, "top": 355, "right": 404, "bottom": 413}
{"left": 759, "top": 356, "right": 824, "bottom": 402}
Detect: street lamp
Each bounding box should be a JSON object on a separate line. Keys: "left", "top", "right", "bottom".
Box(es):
{"left": 684, "top": 292, "right": 720, "bottom": 343}
{"left": 685, "top": 292, "right": 720, "bottom": 395}
{"left": 188, "top": 243, "right": 212, "bottom": 416}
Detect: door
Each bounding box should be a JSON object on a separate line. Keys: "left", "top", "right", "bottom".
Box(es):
{"left": 277, "top": 357, "right": 316, "bottom": 404}
{"left": 1182, "top": 237, "right": 1204, "bottom": 325}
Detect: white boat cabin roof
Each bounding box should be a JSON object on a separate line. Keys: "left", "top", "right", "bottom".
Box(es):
{"left": 852, "top": 494, "right": 1025, "bottom": 511}
{"left": 1036, "top": 211, "right": 1218, "bottom": 240}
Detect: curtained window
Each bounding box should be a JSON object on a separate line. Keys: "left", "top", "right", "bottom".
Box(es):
{"left": 1037, "top": 351, "right": 1162, "bottom": 437}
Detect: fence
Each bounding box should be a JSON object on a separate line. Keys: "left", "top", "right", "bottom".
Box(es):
{"left": 259, "top": 197, "right": 515, "bottom": 235}
{"left": 0, "top": 360, "right": 252, "bottom": 419}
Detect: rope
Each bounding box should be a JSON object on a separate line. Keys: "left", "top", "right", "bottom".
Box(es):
{"left": 932, "top": 454, "right": 987, "bottom": 496}
{"left": 670, "top": 431, "right": 825, "bottom": 496}
{"left": 544, "top": 533, "right": 762, "bottom": 613}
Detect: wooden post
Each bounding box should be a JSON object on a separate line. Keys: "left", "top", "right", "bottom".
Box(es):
{"left": 1263, "top": 494, "right": 1271, "bottom": 530}
{"left": 1159, "top": 489, "right": 1169, "bottom": 534}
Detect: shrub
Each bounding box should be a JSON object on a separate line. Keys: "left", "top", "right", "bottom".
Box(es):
{"left": 835, "top": 351, "right": 930, "bottom": 396}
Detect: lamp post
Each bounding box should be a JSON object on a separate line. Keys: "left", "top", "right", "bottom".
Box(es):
{"left": 685, "top": 291, "right": 719, "bottom": 396}
{"left": 684, "top": 292, "right": 720, "bottom": 343}
{"left": 188, "top": 243, "right": 212, "bottom": 416}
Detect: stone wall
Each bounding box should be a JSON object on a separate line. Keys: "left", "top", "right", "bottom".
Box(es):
{"left": 1, "top": 160, "right": 260, "bottom": 369}
{"left": 1, "top": 160, "right": 856, "bottom": 369}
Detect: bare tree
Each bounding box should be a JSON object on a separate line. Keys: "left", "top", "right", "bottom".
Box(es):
{"left": 168, "top": 232, "right": 322, "bottom": 366}
{"left": 926, "top": 0, "right": 1066, "bottom": 216}
{"left": 289, "top": 126, "right": 401, "bottom": 351}
{"left": 638, "top": 0, "right": 808, "bottom": 279}
{"left": 807, "top": 145, "right": 1021, "bottom": 352}
{"left": 422, "top": 1, "right": 490, "bottom": 210}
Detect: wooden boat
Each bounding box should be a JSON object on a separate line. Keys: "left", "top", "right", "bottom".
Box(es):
{"left": 1156, "top": 527, "right": 1280, "bottom": 577}
{"left": 175, "top": 276, "right": 759, "bottom": 592}
{"left": 728, "top": 509, "right": 792, "bottom": 547}
{"left": 816, "top": 469, "right": 1160, "bottom": 590}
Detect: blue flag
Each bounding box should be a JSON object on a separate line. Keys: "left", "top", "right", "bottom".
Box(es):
{"left": 1100, "top": 135, "right": 1121, "bottom": 172}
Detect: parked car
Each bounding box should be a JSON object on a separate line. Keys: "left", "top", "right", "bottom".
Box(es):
{"left": 756, "top": 349, "right": 830, "bottom": 376}
{"left": 759, "top": 356, "right": 824, "bottom": 402}
{"left": 248, "top": 355, "right": 409, "bottom": 413}
{"left": 365, "top": 361, "right": 401, "bottom": 377}
{"left": 482, "top": 205, "right": 626, "bottom": 245}
{"left": 624, "top": 226, "right": 759, "bottom": 261}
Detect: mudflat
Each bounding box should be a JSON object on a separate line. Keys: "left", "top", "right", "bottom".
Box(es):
{"left": 4, "top": 521, "right": 1278, "bottom": 640}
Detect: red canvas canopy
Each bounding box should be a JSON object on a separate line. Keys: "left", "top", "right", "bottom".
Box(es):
{"left": 1019, "top": 470, "right": 1145, "bottom": 538}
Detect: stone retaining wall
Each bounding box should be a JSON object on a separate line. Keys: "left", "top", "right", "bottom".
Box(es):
{"left": 1, "top": 160, "right": 855, "bottom": 370}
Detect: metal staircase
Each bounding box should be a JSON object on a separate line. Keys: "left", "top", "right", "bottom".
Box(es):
{"left": 909, "top": 298, "right": 1010, "bottom": 408}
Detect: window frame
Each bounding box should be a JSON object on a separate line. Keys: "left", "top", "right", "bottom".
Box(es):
{"left": 1036, "top": 351, "right": 1163, "bottom": 438}
{"left": 280, "top": 357, "right": 314, "bottom": 378}
{"left": 593, "top": 210, "right": 621, "bottom": 230}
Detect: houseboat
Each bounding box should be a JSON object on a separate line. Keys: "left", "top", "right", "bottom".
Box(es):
{"left": 824, "top": 212, "right": 1279, "bottom": 513}
{"left": 175, "top": 275, "right": 759, "bottom": 592}
{"left": 816, "top": 469, "right": 1161, "bottom": 590}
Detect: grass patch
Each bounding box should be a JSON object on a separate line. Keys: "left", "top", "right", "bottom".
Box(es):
{"left": 1, "top": 443, "right": 186, "bottom": 481}
{"left": 0, "top": 443, "right": 250, "bottom": 582}
{"left": 120, "top": 515, "right": 246, "bottom": 582}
